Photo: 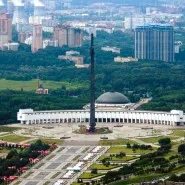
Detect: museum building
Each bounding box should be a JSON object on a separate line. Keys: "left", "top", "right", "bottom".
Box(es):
{"left": 17, "top": 92, "right": 185, "bottom": 126}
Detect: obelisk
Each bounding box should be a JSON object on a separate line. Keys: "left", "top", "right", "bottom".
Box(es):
{"left": 89, "top": 33, "right": 96, "bottom": 133}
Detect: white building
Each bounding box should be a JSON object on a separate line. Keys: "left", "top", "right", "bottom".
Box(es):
{"left": 43, "top": 40, "right": 58, "bottom": 49}
{"left": 175, "top": 41, "right": 182, "bottom": 54}
{"left": 17, "top": 92, "right": 185, "bottom": 126}
{"left": 114, "top": 57, "right": 138, "bottom": 63}
{"left": 6, "top": 43, "right": 19, "bottom": 51}
{"left": 124, "top": 16, "right": 153, "bottom": 30}
{"left": 101, "top": 46, "right": 121, "bottom": 54}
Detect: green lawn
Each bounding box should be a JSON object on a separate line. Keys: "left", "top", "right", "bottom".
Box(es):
{"left": 138, "top": 136, "right": 178, "bottom": 144}
{"left": 171, "top": 143, "right": 180, "bottom": 151}
{"left": 79, "top": 172, "right": 104, "bottom": 179}
{"left": 89, "top": 163, "right": 120, "bottom": 170}
{"left": 0, "top": 79, "right": 87, "bottom": 91}
{"left": 98, "top": 139, "right": 138, "bottom": 146}
{"left": 163, "top": 150, "right": 178, "bottom": 159}
{"left": 0, "top": 133, "right": 10, "bottom": 137}
{"left": 0, "top": 126, "right": 21, "bottom": 132}
{"left": 107, "top": 146, "right": 154, "bottom": 154}
{"left": 1, "top": 134, "right": 30, "bottom": 143}
{"left": 171, "top": 130, "right": 185, "bottom": 137}
{"left": 170, "top": 165, "right": 185, "bottom": 174}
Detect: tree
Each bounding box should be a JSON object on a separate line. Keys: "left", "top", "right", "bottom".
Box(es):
{"left": 126, "top": 143, "right": 131, "bottom": 148}
{"left": 119, "top": 152, "right": 126, "bottom": 158}
{"left": 158, "top": 138, "right": 171, "bottom": 146}
{"left": 6, "top": 149, "right": 18, "bottom": 159}
{"left": 91, "top": 168, "right": 98, "bottom": 174}
{"left": 178, "top": 144, "right": 185, "bottom": 156}
{"left": 178, "top": 174, "right": 185, "bottom": 182}
{"left": 158, "top": 138, "right": 171, "bottom": 151}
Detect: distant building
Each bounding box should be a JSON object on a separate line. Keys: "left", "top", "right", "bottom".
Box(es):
{"left": 58, "top": 50, "right": 84, "bottom": 65}
{"left": 0, "top": 13, "right": 12, "bottom": 49}
{"left": 6, "top": 42, "right": 19, "bottom": 51}
{"left": 125, "top": 16, "right": 153, "bottom": 30}
{"left": 43, "top": 39, "right": 58, "bottom": 49}
{"left": 53, "top": 26, "right": 82, "bottom": 47}
{"left": 25, "top": 36, "right": 33, "bottom": 45}
{"left": 42, "top": 18, "right": 58, "bottom": 33}
{"left": 16, "top": 23, "right": 33, "bottom": 33}
{"left": 53, "top": 26, "right": 68, "bottom": 47}
{"left": 36, "top": 80, "right": 48, "bottom": 95}
{"left": 7, "top": 0, "right": 14, "bottom": 16}
{"left": 135, "top": 23, "right": 174, "bottom": 62}
{"left": 29, "top": 16, "right": 44, "bottom": 25}
{"left": 66, "top": 50, "right": 80, "bottom": 56}
{"left": 75, "top": 64, "right": 90, "bottom": 68}
{"left": 101, "top": 46, "right": 121, "bottom": 54}
{"left": 175, "top": 41, "right": 182, "bottom": 54}
{"left": 32, "top": 24, "right": 42, "bottom": 53}
{"left": 58, "top": 55, "right": 84, "bottom": 65}
{"left": 12, "top": 3, "right": 27, "bottom": 24}
{"left": 114, "top": 57, "right": 138, "bottom": 63}
{"left": 83, "top": 27, "right": 97, "bottom": 37}
{"left": 18, "top": 32, "right": 32, "bottom": 43}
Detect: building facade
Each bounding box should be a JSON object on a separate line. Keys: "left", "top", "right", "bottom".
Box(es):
{"left": 0, "top": 13, "right": 12, "bottom": 49}
{"left": 135, "top": 24, "right": 174, "bottom": 62}
{"left": 53, "top": 26, "right": 68, "bottom": 47}
{"left": 58, "top": 55, "right": 84, "bottom": 65}
{"left": 32, "top": 24, "right": 42, "bottom": 53}
{"left": 18, "top": 92, "right": 184, "bottom": 126}
{"left": 17, "top": 109, "right": 185, "bottom": 126}
{"left": 18, "top": 32, "right": 32, "bottom": 43}
{"left": 53, "top": 26, "right": 82, "bottom": 47}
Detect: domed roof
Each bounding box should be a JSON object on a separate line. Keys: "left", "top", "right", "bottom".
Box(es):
{"left": 96, "top": 92, "right": 130, "bottom": 104}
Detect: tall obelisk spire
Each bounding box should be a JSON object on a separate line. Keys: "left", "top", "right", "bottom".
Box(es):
{"left": 89, "top": 33, "right": 96, "bottom": 133}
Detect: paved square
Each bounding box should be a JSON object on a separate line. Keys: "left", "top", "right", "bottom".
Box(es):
{"left": 34, "top": 172, "right": 50, "bottom": 179}
{"left": 46, "top": 162, "right": 61, "bottom": 169}
{"left": 66, "top": 146, "right": 81, "bottom": 153}
{"left": 56, "top": 155, "right": 70, "bottom": 161}
{"left": 11, "top": 146, "right": 108, "bottom": 185}
{"left": 25, "top": 181, "right": 39, "bottom": 185}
